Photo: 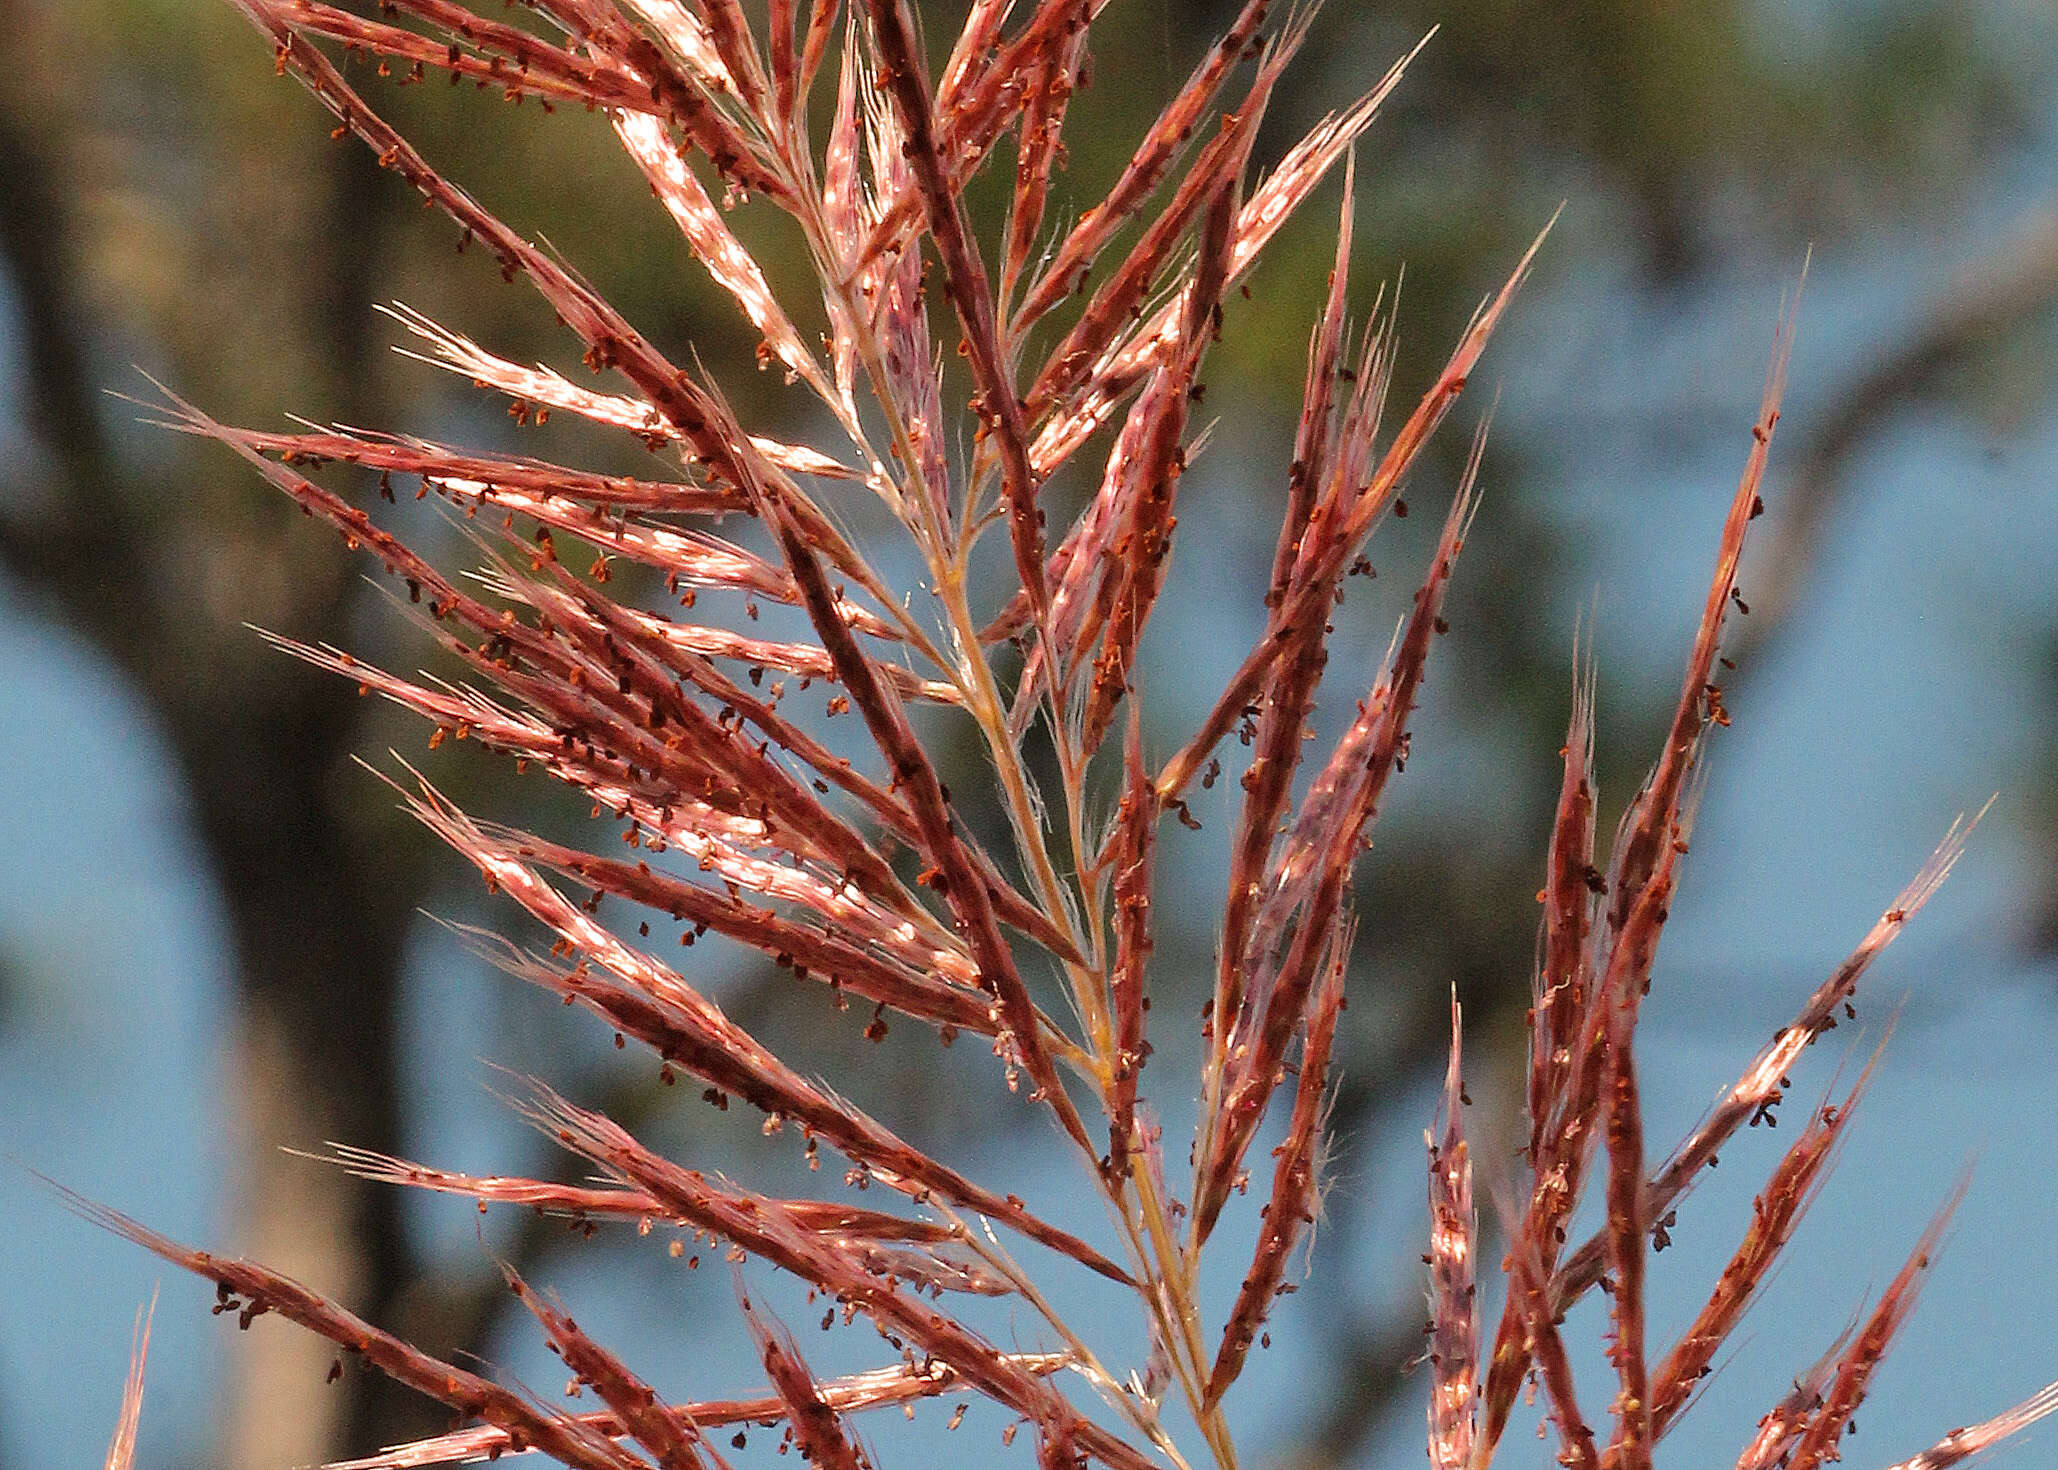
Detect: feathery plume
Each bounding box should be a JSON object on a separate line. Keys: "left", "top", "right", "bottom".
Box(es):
{"left": 63, "top": 10, "right": 2046, "bottom": 1470}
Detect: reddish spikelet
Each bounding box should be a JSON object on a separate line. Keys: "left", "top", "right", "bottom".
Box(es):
{"left": 1255, "top": 411, "right": 1475, "bottom": 952}
{"left": 318, "top": 1143, "right": 677, "bottom": 1220}
{"left": 168, "top": 421, "right": 758, "bottom": 507}
{"left": 1204, "top": 942, "right": 1343, "bottom": 1407}
{"left": 465, "top": 484, "right": 893, "bottom": 634}
{"left": 612, "top": 111, "right": 826, "bottom": 397}
{"left": 937, "top": 0, "right": 1090, "bottom": 169}
{"left": 603, "top": 5, "right": 786, "bottom": 194}
{"left": 1598, "top": 831, "right": 1674, "bottom": 1470}
{"left": 1010, "top": 0, "right": 1277, "bottom": 331}
{"left": 936, "top": 0, "right": 1008, "bottom": 106}
{"left": 101, "top": 1294, "right": 153, "bottom": 1470}
{"left": 1649, "top": 1064, "right": 1871, "bottom": 1436}
{"left": 1529, "top": 641, "right": 1600, "bottom": 1168}
{"left": 1026, "top": 41, "right": 1284, "bottom": 423}
{"left": 1783, "top": 1182, "right": 1968, "bottom": 1470}
{"left": 1214, "top": 177, "right": 1363, "bottom": 1052}
{"left": 1505, "top": 1229, "right": 1600, "bottom": 1470}
{"left": 257, "top": 638, "right": 558, "bottom": 761}
{"left": 619, "top": 0, "right": 735, "bottom": 94}
{"left": 740, "top": 1291, "right": 872, "bottom": 1470}
{"left": 1272, "top": 323, "right": 1397, "bottom": 607}
{"left": 1004, "top": 375, "right": 1157, "bottom": 737}
{"left": 1425, "top": 997, "right": 1477, "bottom": 1470}
{"left": 1000, "top": 23, "right": 1087, "bottom": 305}
{"left": 1265, "top": 157, "right": 1358, "bottom": 611}
{"left": 1880, "top": 1379, "right": 2058, "bottom": 1470}
{"left": 381, "top": 303, "right": 757, "bottom": 457}
{"left": 769, "top": 0, "right": 798, "bottom": 120}
{"left": 860, "top": 97, "right": 955, "bottom": 535}
{"left": 315, "top": 1143, "right": 966, "bottom": 1247}
{"left": 1231, "top": 46, "right": 1422, "bottom": 277}
{"left": 1736, "top": 1329, "right": 1857, "bottom": 1470}
{"left": 1642, "top": 810, "right": 1979, "bottom": 1211}
{"left": 55, "top": 1188, "right": 649, "bottom": 1470}
{"left": 257, "top": 1, "right": 657, "bottom": 109}
{"left": 1030, "top": 48, "right": 1427, "bottom": 479}
{"left": 798, "top": 0, "right": 839, "bottom": 100}
{"left": 822, "top": 37, "right": 866, "bottom": 290}
{"left": 585, "top": 609, "right": 962, "bottom": 704}
{"left": 836, "top": 1241, "right": 1017, "bottom": 1297}
{"left": 694, "top": 0, "right": 771, "bottom": 117}
{"left": 503, "top": 1268, "right": 715, "bottom": 1470}
{"left": 1609, "top": 290, "right": 1797, "bottom": 932}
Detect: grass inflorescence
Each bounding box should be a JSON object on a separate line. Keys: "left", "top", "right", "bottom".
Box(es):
{"left": 65, "top": 2, "right": 2058, "bottom": 1468}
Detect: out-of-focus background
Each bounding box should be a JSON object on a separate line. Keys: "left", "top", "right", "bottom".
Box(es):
{"left": 2, "top": 1, "right": 2056, "bottom": 1467}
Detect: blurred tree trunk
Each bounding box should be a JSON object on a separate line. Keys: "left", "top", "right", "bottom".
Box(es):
{"left": 0, "top": 8, "right": 440, "bottom": 1462}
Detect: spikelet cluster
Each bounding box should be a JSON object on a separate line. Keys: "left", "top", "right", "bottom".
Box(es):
{"left": 66, "top": 2, "right": 2058, "bottom": 1468}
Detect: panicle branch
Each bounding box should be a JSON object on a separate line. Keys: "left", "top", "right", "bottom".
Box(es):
{"left": 739, "top": 1289, "right": 874, "bottom": 1470}
{"left": 326, "top": 1356, "right": 1071, "bottom": 1470}
{"left": 502, "top": 1266, "right": 723, "bottom": 1470}
{"left": 1203, "top": 941, "right": 1345, "bottom": 1408}
{"left": 56, "top": 1186, "right": 652, "bottom": 1470}
{"left": 1782, "top": 1182, "right": 1967, "bottom": 1470}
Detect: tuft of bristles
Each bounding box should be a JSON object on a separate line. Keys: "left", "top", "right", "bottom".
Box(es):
{"left": 101, "top": 1293, "right": 154, "bottom": 1470}
{"left": 56, "top": 3, "right": 2057, "bottom": 1470}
